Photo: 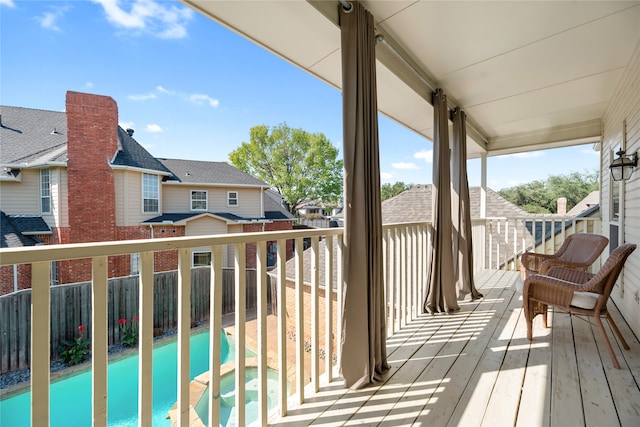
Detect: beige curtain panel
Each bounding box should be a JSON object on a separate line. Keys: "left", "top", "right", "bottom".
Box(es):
{"left": 424, "top": 88, "right": 460, "bottom": 314}
{"left": 452, "top": 108, "right": 483, "bottom": 301}
{"left": 339, "top": 1, "right": 390, "bottom": 389}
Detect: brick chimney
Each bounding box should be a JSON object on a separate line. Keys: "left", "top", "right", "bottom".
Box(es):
{"left": 557, "top": 197, "right": 567, "bottom": 215}
{"left": 65, "top": 91, "right": 118, "bottom": 244}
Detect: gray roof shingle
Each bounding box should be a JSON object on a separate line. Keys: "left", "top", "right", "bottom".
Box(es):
{"left": 381, "top": 184, "right": 528, "bottom": 224}
{"left": 158, "top": 158, "right": 267, "bottom": 187}
{"left": 112, "top": 127, "right": 172, "bottom": 174}
{"left": 0, "top": 212, "right": 45, "bottom": 248}
{"left": 264, "top": 189, "right": 294, "bottom": 220}
{"left": 0, "top": 106, "right": 67, "bottom": 165}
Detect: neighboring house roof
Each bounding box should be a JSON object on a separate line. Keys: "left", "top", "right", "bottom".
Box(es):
{"left": 142, "top": 212, "right": 271, "bottom": 225}
{"left": 111, "top": 127, "right": 172, "bottom": 175}
{"left": 7, "top": 215, "right": 52, "bottom": 235}
{"left": 0, "top": 106, "right": 67, "bottom": 165}
{"left": 0, "top": 212, "right": 49, "bottom": 248}
{"left": 264, "top": 189, "right": 295, "bottom": 221}
{"left": 567, "top": 190, "right": 600, "bottom": 216}
{"left": 158, "top": 158, "right": 268, "bottom": 187}
{"left": 381, "top": 184, "right": 528, "bottom": 224}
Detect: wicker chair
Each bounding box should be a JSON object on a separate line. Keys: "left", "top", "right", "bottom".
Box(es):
{"left": 523, "top": 243, "right": 636, "bottom": 368}
{"left": 520, "top": 233, "right": 609, "bottom": 281}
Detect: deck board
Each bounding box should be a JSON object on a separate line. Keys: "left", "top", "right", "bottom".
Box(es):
{"left": 270, "top": 269, "right": 640, "bottom": 427}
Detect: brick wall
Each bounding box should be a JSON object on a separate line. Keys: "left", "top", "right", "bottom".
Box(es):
{"left": 66, "top": 91, "right": 118, "bottom": 245}
{"left": 283, "top": 278, "right": 339, "bottom": 361}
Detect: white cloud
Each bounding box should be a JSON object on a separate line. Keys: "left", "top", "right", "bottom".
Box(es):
{"left": 119, "top": 121, "right": 134, "bottom": 130}
{"left": 414, "top": 149, "right": 433, "bottom": 163}
{"left": 392, "top": 162, "right": 419, "bottom": 170}
{"left": 156, "top": 85, "right": 172, "bottom": 94}
{"left": 146, "top": 124, "right": 163, "bottom": 133}
{"left": 35, "top": 6, "right": 70, "bottom": 32}
{"left": 0, "top": 0, "right": 16, "bottom": 8}
{"left": 190, "top": 93, "right": 220, "bottom": 108}
{"left": 129, "top": 93, "right": 157, "bottom": 101}
{"left": 85, "top": 82, "right": 94, "bottom": 89}
{"left": 381, "top": 172, "right": 393, "bottom": 180}
{"left": 93, "top": 0, "right": 194, "bottom": 39}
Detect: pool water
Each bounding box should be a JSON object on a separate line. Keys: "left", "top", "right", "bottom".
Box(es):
{"left": 195, "top": 367, "right": 280, "bottom": 426}
{"left": 0, "top": 330, "right": 238, "bottom": 426}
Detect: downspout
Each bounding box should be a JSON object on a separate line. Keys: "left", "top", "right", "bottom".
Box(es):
{"left": 149, "top": 224, "right": 154, "bottom": 239}
{"left": 13, "top": 264, "right": 18, "bottom": 292}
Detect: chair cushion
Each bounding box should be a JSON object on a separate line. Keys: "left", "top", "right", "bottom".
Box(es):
{"left": 570, "top": 291, "right": 600, "bottom": 309}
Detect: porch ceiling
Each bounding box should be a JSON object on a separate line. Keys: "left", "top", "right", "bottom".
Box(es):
{"left": 182, "top": 1, "right": 640, "bottom": 158}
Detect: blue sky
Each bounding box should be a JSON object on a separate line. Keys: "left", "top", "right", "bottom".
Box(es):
{"left": 1, "top": 0, "right": 600, "bottom": 190}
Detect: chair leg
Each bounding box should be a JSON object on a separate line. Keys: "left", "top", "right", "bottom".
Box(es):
{"left": 606, "top": 312, "right": 630, "bottom": 350}
{"left": 542, "top": 304, "right": 548, "bottom": 329}
{"left": 595, "top": 315, "right": 621, "bottom": 369}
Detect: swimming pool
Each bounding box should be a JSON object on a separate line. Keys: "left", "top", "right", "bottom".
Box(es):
{"left": 0, "top": 329, "right": 249, "bottom": 426}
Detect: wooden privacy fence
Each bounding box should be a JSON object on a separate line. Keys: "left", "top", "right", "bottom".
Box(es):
{"left": 0, "top": 267, "right": 268, "bottom": 375}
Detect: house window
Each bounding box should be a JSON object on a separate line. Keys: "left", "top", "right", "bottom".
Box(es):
{"left": 228, "top": 191, "right": 238, "bottom": 207}
{"left": 611, "top": 180, "right": 620, "bottom": 222}
{"left": 143, "top": 173, "right": 159, "bottom": 213}
{"left": 40, "top": 168, "right": 51, "bottom": 214}
{"left": 130, "top": 253, "right": 140, "bottom": 276}
{"left": 193, "top": 251, "right": 212, "bottom": 267}
{"left": 191, "top": 190, "right": 208, "bottom": 211}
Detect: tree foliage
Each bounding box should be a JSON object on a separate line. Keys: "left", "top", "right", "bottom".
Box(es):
{"left": 498, "top": 170, "right": 599, "bottom": 214}
{"left": 381, "top": 182, "right": 413, "bottom": 201}
{"left": 229, "top": 123, "right": 343, "bottom": 214}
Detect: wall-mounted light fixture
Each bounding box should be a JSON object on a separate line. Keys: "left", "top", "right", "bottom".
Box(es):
{"left": 610, "top": 120, "right": 638, "bottom": 182}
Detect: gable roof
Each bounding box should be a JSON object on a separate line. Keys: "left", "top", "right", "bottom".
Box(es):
{"left": 382, "top": 184, "right": 528, "bottom": 224}
{"left": 264, "top": 189, "right": 295, "bottom": 221}
{"left": 0, "top": 212, "right": 49, "bottom": 248}
{"left": 0, "top": 106, "right": 67, "bottom": 166}
{"left": 111, "top": 127, "right": 172, "bottom": 175}
{"left": 0, "top": 105, "right": 169, "bottom": 176}
{"left": 158, "top": 158, "right": 268, "bottom": 187}
{"left": 567, "top": 190, "right": 600, "bottom": 216}
{"left": 142, "top": 211, "right": 271, "bottom": 225}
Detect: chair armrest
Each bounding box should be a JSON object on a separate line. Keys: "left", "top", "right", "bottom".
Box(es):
{"left": 521, "top": 252, "right": 556, "bottom": 273}
{"left": 539, "top": 259, "right": 589, "bottom": 275}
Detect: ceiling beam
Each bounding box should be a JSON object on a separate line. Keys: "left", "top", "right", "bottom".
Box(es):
{"left": 485, "top": 119, "right": 602, "bottom": 156}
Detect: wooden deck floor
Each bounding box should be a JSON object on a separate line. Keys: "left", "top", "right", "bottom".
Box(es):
{"left": 271, "top": 269, "right": 640, "bottom": 427}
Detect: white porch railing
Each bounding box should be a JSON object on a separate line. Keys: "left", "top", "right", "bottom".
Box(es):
{"left": 472, "top": 215, "right": 603, "bottom": 273}
{"left": 0, "top": 222, "right": 430, "bottom": 427}
{"left": 0, "top": 215, "right": 603, "bottom": 426}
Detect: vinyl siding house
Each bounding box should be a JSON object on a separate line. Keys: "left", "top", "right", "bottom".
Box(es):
{"left": 0, "top": 91, "right": 294, "bottom": 294}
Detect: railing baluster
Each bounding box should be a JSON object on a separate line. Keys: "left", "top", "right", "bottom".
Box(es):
{"left": 208, "top": 246, "right": 223, "bottom": 427}
{"left": 92, "top": 256, "right": 108, "bottom": 427}
{"left": 276, "top": 238, "right": 288, "bottom": 417}
{"left": 31, "top": 261, "right": 50, "bottom": 427}
{"left": 294, "top": 237, "right": 304, "bottom": 404}
{"left": 138, "top": 251, "right": 154, "bottom": 427}
{"left": 176, "top": 248, "right": 191, "bottom": 427}
{"left": 234, "top": 243, "right": 247, "bottom": 427}
{"left": 256, "top": 241, "right": 268, "bottom": 426}
{"left": 310, "top": 236, "right": 320, "bottom": 392}
{"left": 325, "top": 234, "right": 334, "bottom": 382}
{"left": 336, "top": 235, "right": 344, "bottom": 370}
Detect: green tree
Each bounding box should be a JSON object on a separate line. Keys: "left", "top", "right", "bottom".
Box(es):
{"left": 229, "top": 123, "right": 343, "bottom": 214}
{"left": 499, "top": 170, "right": 599, "bottom": 214}
{"left": 381, "top": 182, "right": 412, "bottom": 201}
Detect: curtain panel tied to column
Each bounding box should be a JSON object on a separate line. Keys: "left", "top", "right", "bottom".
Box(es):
{"left": 452, "top": 108, "right": 483, "bottom": 301}
{"left": 339, "top": 0, "right": 390, "bottom": 389}
{"left": 424, "top": 88, "right": 460, "bottom": 314}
